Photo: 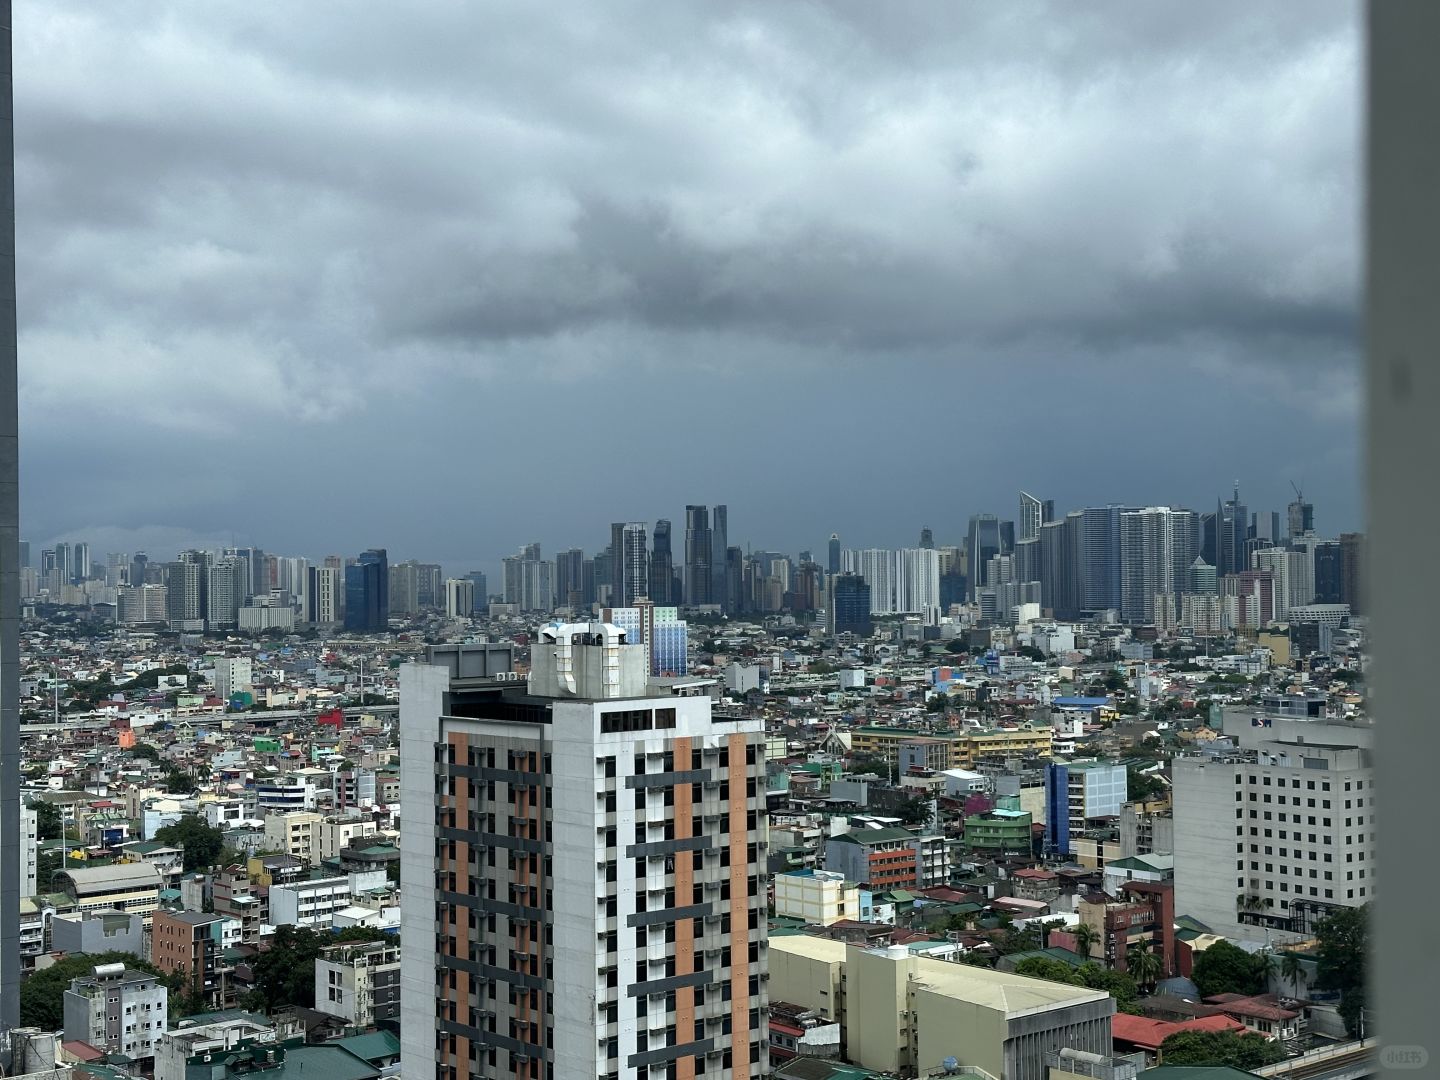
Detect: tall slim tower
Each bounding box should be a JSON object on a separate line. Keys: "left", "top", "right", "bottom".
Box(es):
{"left": 400, "top": 633, "right": 768, "bottom": 1078}
{"left": 827, "top": 533, "right": 840, "bottom": 575}
{"left": 684, "top": 505, "right": 711, "bottom": 605}
{"left": 0, "top": 1, "right": 20, "bottom": 1030}
{"left": 710, "top": 504, "right": 729, "bottom": 612}
{"left": 648, "top": 520, "right": 675, "bottom": 605}
{"left": 1018, "top": 491, "right": 1044, "bottom": 543}
{"left": 620, "top": 521, "right": 649, "bottom": 605}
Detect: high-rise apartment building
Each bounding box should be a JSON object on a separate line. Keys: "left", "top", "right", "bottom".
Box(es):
{"left": 1118, "top": 507, "right": 1197, "bottom": 624}
{"left": 166, "top": 551, "right": 209, "bottom": 630}
{"left": 603, "top": 602, "right": 690, "bottom": 677}
{"left": 399, "top": 632, "right": 769, "bottom": 1079}
{"left": 621, "top": 522, "right": 650, "bottom": 606}
{"left": 827, "top": 533, "right": 840, "bottom": 576}
{"left": 344, "top": 549, "right": 389, "bottom": 633}
{"left": 308, "top": 565, "right": 341, "bottom": 626}
{"left": 1252, "top": 549, "right": 1292, "bottom": 621}
{"left": 206, "top": 556, "right": 248, "bottom": 630}
{"left": 918, "top": 526, "right": 934, "bottom": 549}
{"left": 72, "top": 541, "right": 90, "bottom": 583}
{"left": 1339, "top": 532, "right": 1365, "bottom": 614}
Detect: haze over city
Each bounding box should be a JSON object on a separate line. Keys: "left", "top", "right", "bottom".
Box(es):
{"left": 14, "top": 1, "right": 1360, "bottom": 570}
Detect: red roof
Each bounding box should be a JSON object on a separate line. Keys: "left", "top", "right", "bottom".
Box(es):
{"left": 1111, "top": 1013, "right": 1246, "bottom": 1051}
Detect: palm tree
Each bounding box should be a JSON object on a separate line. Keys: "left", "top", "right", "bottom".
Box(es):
{"left": 1072, "top": 923, "right": 1100, "bottom": 962}
{"left": 1280, "top": 952, "right": 1309, "bottom": 997}
{"left": 1127, "top": 944, "right": 1163, "bottom": 993}
{"left": 1253, "top": 948, "right": 1278, "bottom": 991}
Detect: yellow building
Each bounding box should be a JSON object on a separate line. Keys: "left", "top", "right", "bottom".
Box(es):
{"left": 773, "top": 870, "right": 859, "bottom": 926}
{"left": 960, "top": 728, "right": 1055, "bottom": 767}
{"left": 849, "top": 727, "right": 963, "bottom": 769}
{"left": 769, "top": 936, "right": 1113, "bottom": 1080}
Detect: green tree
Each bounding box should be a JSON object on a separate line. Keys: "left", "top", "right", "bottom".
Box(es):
{"left": 1315, "top": 904, "right": 1368, "bottom": 1036}
{"left": 1159, "top": 1030, "right": 1285, "bottom": 1069}
{"left": 1015, "top": 645, "right": 1047, "bottom": 662}
{"left": 29, "top": 800, "right": 62, "bottom": 841}
{"left": 20, "top": 952, "right": 165, "bottom": 1029}
{"left": 1280, "top": 952, "right": 1309, "bottom": 997}
{"left": 130, "top": 743, "right": 163, "bottom": 763}
{"left": 1077, "top": 963, "right": 1141, "bottom": 1011}
{"left": 896, "top": 797, "right": 934, "bottom": 829}
{"left": 1071, "top": 923, "right": 1100, "bottom": 962}
{"left": 1191, "top": 939, "right": 1266, "bottom": 998}
{"left": 154, "top": 813, "right": 225, "bottom": 872}
{"left": 249, "top": 925, "right": 393, "bottom": 1013}
{"left": 1126, "top": 944, "right": 1163, "bottom": 993}
{"left": 1126, "top": 765, "right": 1168, "bottom": 803}
{"left": 1014, "top": 957, "right": 1084, "bottom": 985}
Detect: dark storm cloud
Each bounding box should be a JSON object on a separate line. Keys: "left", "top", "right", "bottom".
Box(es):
{"left": 15, "top": 1, "right": 1362, "bottom": 557}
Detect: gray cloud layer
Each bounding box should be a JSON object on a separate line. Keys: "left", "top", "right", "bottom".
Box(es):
{"left": 16, "top": 1, "right": 1361, "bottom": 567}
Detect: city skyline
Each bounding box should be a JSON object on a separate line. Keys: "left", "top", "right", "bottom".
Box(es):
{"left": 27, "top": 480, "right": 1350, "bottom": 586}
{"left": 14, "top": 2, "right": 1360, "bottom": 567}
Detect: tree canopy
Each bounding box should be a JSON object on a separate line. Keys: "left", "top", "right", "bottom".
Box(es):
{"left": 1159, "top": 1030, "right": 1285, "bottom": 1069}
{"left": 1013, "top": 957, "right": 1142, "bottom": 1013}
{"left": 154, "top": 813, "right": 226, "bottom": 872}
{"left": 1315, "top": 904, "right": 1368, "bottom": 1036}
{"left": 1191, "top": 939, "right": 1268, "bottom": 997}
{"left": 244, "top": 925, "right": 394, "bottom": 1013}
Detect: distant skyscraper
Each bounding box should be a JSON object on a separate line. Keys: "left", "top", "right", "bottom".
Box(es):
{"left": 16, "top": 539, "right": 26, "bottom": 568}
{"left": 1339, "top": 532, "right": 1365, "bottom": 614}
{"left": 464, "top": 570, "right": 488, "bottom": 610}
{"left": 443, "top": 578, "right": 474, "bottom": 618}
{"left": 620, "top": 522, "right": 649, "bottom": 605}
{"left": 53, "top": 542, "right": 68, "bottom": 586}
{"left": 307, "top": 565, "right": 341, "bottom": 625}
{"left": 1287, "top": 491, "right": 1315, "bottom": 539}
{"left": 647, "top": 521, "right": 674, "bottom": 605}
{"left": 71, "top": 541, "right": 89, "bottom": 582}
{"left": 918, "top": 526, "right": 934, "bottom": 550}
{"left": 1218, "top": 486, "right": 1248, "bottom": 579}
{"left": 999, "top": 520, "right": 1016, "bottom": 555}
{"left": 828, "top": 533, "right": 841, "bottom": 575}
{"left": 710, "top": 504, "right": 729, "bottom": 612}
{"left": 503, "top": 544, "right": 552, "bottom": 611}
{"left": 684, "top": 504, "right": 711, "bottom": 605}
{"left": 1119, "top": 507, "right": 1198, "bottom": 623}
{"left": 206, "top": 555, "right": 248, "bottom": 630}
{"left": 1198, "top": 511, "right": 1218, "bottom": 567}
{"left": 344, "top": 549, "right": 389, "bottom": 633}
{"left": 966, "top": 514, "right": 1002, "bottom": 601}
{"left": 166, "top": 550, "right": 210, "bottom": 629}
{"left": 130, "top": 552, "right": 149, "bottom": 587}
{"left": 1037, "top": 514, "right": 1082, "bottom": 619}
{"left": 827, "top": 572, "right": 873, "bottom": 637}
{"left": 1018, "top": 492, "right": 1053, "bottom": 543}
{"left": 1313, "top": 541, "right": 1344, "bottom": 604}
{"left": 555, "top": 547, "right": 586, "bottom": 608}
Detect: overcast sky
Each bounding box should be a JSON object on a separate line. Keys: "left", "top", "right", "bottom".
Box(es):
{"left": 16, "top": 1, "right": 1361, "bottom": 577}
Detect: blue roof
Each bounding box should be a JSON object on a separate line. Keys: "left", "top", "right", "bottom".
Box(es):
{"left": 1054, "top": 696, "right": 1110, "bottom": 708}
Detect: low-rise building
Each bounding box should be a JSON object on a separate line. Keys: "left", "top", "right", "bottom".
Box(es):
{"left": 768, "top": 936, "right": 1113, "bottom": 1080}
{"left": 314, "top": 940, "right": 402, "bottom": 1029}
{"left": 262, "top": 810, "right": 325, "bottom": 864}
{"left": 54, "top": 863, "right": 163, "bottom": 924}
{"left": 50, "top": 908, "right": 145, "bottom": 959}
{"left": 774, "top": 869, "right": 860, "bottom": 926}
{"left": 62, "top": 963, "right": 168, "bottom": 1066}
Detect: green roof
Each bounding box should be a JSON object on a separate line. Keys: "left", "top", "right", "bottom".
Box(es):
{"left": 335, "top": 1030, "right": 400, "bottom": 1064}
{"left": 1140, "top": 1068, "right": 1264, "bottom": 1080}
